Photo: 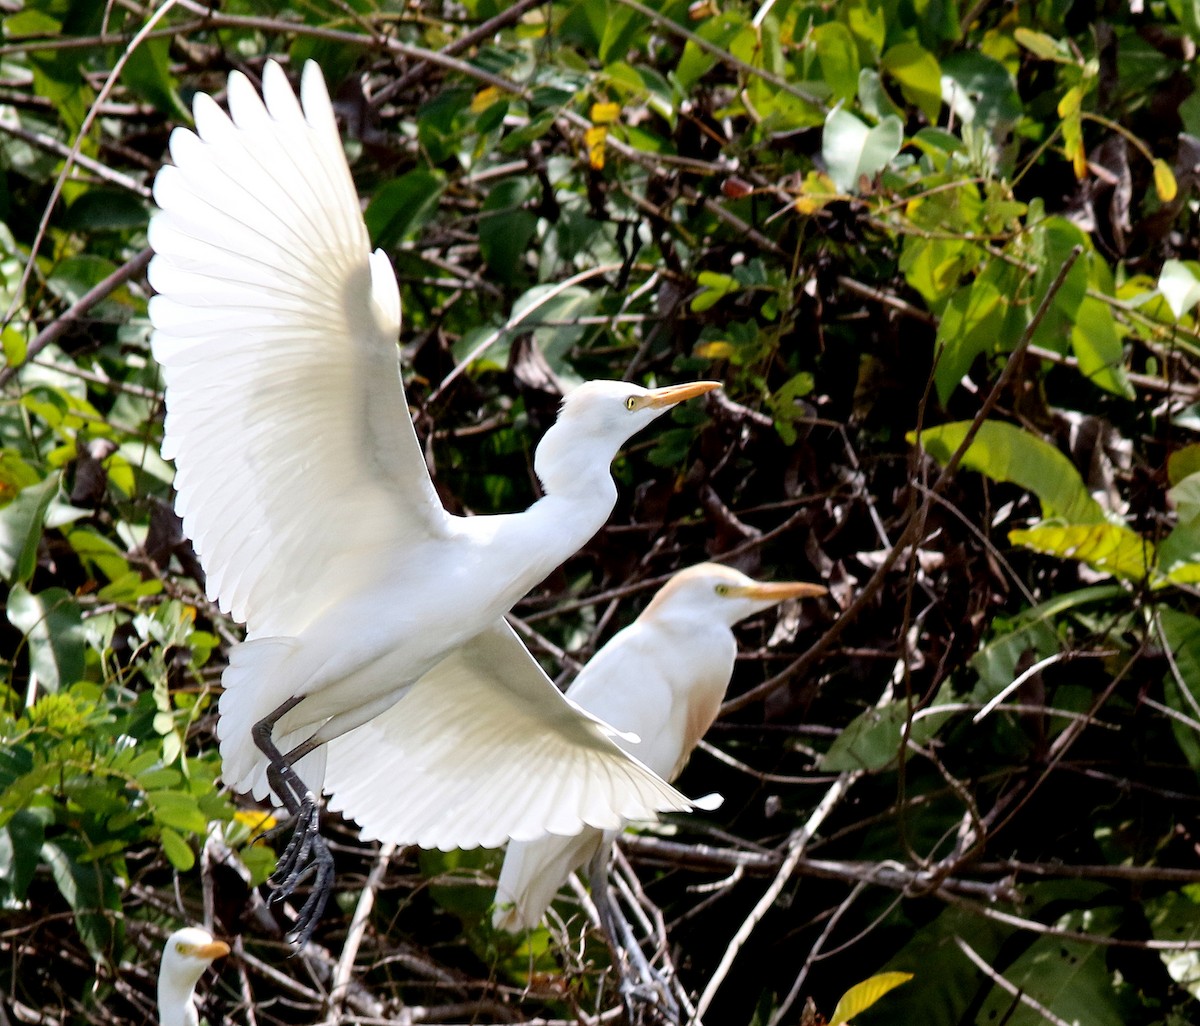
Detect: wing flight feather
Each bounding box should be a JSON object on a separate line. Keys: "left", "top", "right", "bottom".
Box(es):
{"left": 323, "top": 621, "right": 691, "bottom": 850}
{"left": 148, "top": 61, "right": 445, "bottom": 636}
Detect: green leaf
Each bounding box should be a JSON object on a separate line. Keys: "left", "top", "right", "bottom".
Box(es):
{"left": 1169, "top": 445, "right": 1200, "bottom": 486}
{"left": 933, "top": 260, "right": 1014, "bottom": 403}
{"left": 822, "top": 108, "right": 903, "bottom": 192}
{"left": 691, "top": 271, "right": 740, "bottom": 312}
{"left": 1158, "top": 608, "right": 1200, "bottom": 776}
{"left": 829, "top": 971, "right": 914, "bottom": 1026}
{"left": 812, "top": 22, "right": 860, "bottom": 103}
{"left": 6, "top": 585, "right": 85, "bottom": 694}
{"left": 67, "top": 527, "right": 130, "bottom": 583}
{"left": 1069, "top": 296, "right": 1134, "bottom": 398}
{"left": 121, "top": 36, "right": 188, "bottom": 119}
{"left": 420, "top": 847, "right": 500, "bottom": 921}
{"left": 821, "top": 686, "right": 954, "bottom": 771}
{"left": 29, "top": 50, "right": 94, "bottom": 135}
{"left": 1014, "top": 27, "right": 1067, "bottom": 60}
{"left": 840, "top": 0, "right": 886, "bottom": 60}
{"left": 881, "top": 42, "right": 941, "bottom": 121}
{"left": 3, "top": 9, "right": 62, "bottom": 37}
{"left": 146, "top": 790, "right": 209, "bottom": 834}
{"left": 899, "top": 235, "right": 972, "bottom": 308}
{"left": 1008, "top": 523, "right": 1153, "bottom": 581}
{"left": 61, "top": 190, "right": 150, "bottom": 232}
{"left": 159, "top": 827, "right": 196, "bottom": 871}
{"left": 1030, "top": 218, "right": 1089, "bottom": 353}
{"left": 364, "top": 169, "right": 446, "bottom": 249}
{"left": 598, "top": 1, "right": 641, "bottom": 64}
{"left": 0, "top": 809, "right": 49, "bottom": 902}
{"left": 0, "top": 473, "right": 59, "bottom": 583}
{"left": 939, "top": 51, "right": 1022, "bottom": 129}
{"left": 479, "top": 179, "right": 537, "bottom": 283}
{"left": 1146, "top": 891, "right": 1200, "bottom": 1000}
{"left": 41, "top": 839, "right": 121, "bottom": 957}
{"left": 975, "top": 906, "right": 1126, "bottom": 1026}
{"left": 911, "top": 420, "right": 1104, "bottom": 524}
{"left": 766, "top": 371, "right": 814, "bottom": 444}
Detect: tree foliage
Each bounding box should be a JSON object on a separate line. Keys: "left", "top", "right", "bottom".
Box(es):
{"left": 3, "top": 0, "right": 1200, "bottom": 1023}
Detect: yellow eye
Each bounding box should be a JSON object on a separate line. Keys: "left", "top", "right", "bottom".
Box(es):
{"left": 714, "top": 584, "right": 730, "bottom": 596}
{"left": 625, "top": 396, "right": 637, "bottom": 411}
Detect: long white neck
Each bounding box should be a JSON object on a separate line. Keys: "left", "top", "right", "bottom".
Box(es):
{"left": 481, "top": 427, "right": 621, "bottom": 596}
{"left": 157, "top": 976, "right": 200, "bottom": 1026}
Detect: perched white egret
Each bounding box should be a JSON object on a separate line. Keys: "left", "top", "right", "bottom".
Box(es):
{"left": 492, "top": 562, "right": 826, "bottom": 932}
{"left": 147, "top": 59, "right": 719, "bottom": 941}
{"left": 156, "top": 927, "right": 229, "bottom": 1026}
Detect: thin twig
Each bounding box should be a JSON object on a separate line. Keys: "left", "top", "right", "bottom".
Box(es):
{"left": 327, "top": 843, "right": 396, "bottom": 1020}
{"left": 0, "top": 248, "right": 152, "bottom": 387}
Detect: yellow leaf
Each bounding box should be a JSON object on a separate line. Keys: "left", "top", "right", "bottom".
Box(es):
{"left": 696, "top": 341, "right": 735, "bottom": 359}
{"left": 828, "top": 972, "right": 914, "bottom": 1026}
{"left": 1014, "top": 27, "right": 1063, "bottom": 60}
{"left": 1154, "top": 158, "right": 1178, "bottom": 202}
{"left": 590, "top": 101, "right": 620, "bottom": 125}
{"left": 1056, "top": 84, "right": 1083, "bottom": 118}
{"left": 794, "top": 169, "right": 840, "bottom": 214}
{"left": 1071, "top": 139, "right": 1087, "bottom": 179}
{"left": 233, "top": 809, "right": 278, "bottom": 843}
{"left": 585, "top": 125, "right": 607, "bottom": 169}
{"left": 1009, "top": 522, "right": 1154, "bottom": 581}
{"left": 470, "top": 86, "right": 501, "bottom": 113}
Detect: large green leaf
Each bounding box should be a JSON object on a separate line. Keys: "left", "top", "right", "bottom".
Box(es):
{"left": 858, "top": 905, "right": 1010, "bottom": 1026}
{"left": 821, "top": 683, "right": 955, "bottom": 771}
{"left": 41, "top": 838, "right": 122, "bottom": 958}
{"left": 1069, "top": 295, "right": 1134, "bottom": 399}
{"left": 121, "top": 35, "right": 188, "bottom": 120}
{"left": 365, "top": 169, "right": 446, "bottom": 249}
{"left": 0, "top": 808, "right": 50, "bottom": 903}
{"left": 933, "top": 258, "right": 1024, "bottom": 403}
{"left": 6, "top": 585, "right": 85, "bottom": 694}
{"left": 1146, "top": 890, "right": 1200, "bottom": 1000}
{"left": 0, "top": 473, "right": 59, "bottom": 584}
{"left": 880, "top": 42, "right": 941, "bottom": 121}
{"left": 813, "top": 21, "right": 860, "bottom": 103}
{"left": 975, "top": 906, "right": 1126, "bottom": 1026}
{"left": 912, "top": 420, "right": 1104, "bottom": 524}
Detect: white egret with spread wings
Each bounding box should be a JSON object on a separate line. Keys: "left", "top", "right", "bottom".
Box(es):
{"left": 148, "top": 60, "right": 719, "bottom": 943}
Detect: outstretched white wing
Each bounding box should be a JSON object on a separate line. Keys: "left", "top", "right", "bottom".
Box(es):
{"left": 323, "top": 620, "right": 692, "bottom": 850}
{"left": 148, "top": 61, "right": 446, "bottom": 636}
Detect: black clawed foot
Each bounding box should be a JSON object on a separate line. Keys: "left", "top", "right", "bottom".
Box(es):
{"left": 253, "top": 705, "right": 338, "bottom": 947}
{"left": 264, "top": 791, "right": 334, "bottom": 945}
{"left": 285, "top": 841, "right": 335, "bottom": 947}
{"left": 269, "top": 791, "right": 319, "bottom": 896}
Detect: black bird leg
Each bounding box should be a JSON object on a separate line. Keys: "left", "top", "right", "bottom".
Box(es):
{"left": 251, "top": 698, "right": 335, "bottom": 947}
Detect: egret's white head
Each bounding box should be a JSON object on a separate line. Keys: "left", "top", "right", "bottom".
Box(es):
{"left": 157, "top": 927, "right": 229, "bottom": 1026}
{"left": 643, "top": 562, "right": 826, "bottom": 629}
{"left": 534, "top": 379, "right": 720, "bottom": 495}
